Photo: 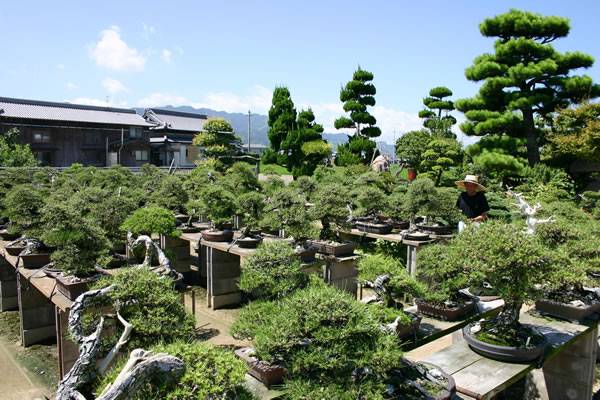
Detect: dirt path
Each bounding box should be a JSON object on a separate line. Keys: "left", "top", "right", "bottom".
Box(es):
{"left": 0, "top": 336, "right": 55, "bottom": 400}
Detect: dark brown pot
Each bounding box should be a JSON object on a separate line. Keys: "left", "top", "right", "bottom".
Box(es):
{"left": 236, "top": 237, "right": 263, "bottom": 249}
{"left": 356, "top": 222, "right": 393, "bottom": 235}
{"left": 416, "top": 223, "right": 451, "bottom": 235}
{"left": 404, "top": 232, "right": 430, "bottom": 241}
{"left": 46, "top": 271, "right": 102, "bottom": 301}
{"left": 19, "top": 253, "right": 51, "bottom": 269}
{"left": 463, "top": 324, "right": 547, "bottom": 363}
{"left": 307, "top": 240, "right": 357, "bottom": 256}
{"left": 0, "top": 230, "right": 21, "bottom": 241}
{"left": 201, "top": 229, "right": 234, "bottom": 242}
{"left": 415, "top": 298, "right": 476, "bottom": 321}
{"left": 395, "top": 313, "right": 422, "bottom": 341}
{"left": 4, "top": 244, "right": 26, "bottom": 256}
{"left": 296, "top": 248, "right": 316, "bottom": 261}
{"left": 235, "top": 347, "right": 285, "bottom": 386}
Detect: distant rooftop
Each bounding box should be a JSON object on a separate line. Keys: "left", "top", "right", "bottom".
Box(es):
{"left": 143, "top": 108, "right": 208, "bottom": 132}
{"left": 0, "top": 96, "right": 154, "bottom": 126}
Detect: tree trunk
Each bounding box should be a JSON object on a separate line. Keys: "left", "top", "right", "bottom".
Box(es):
{"left": 497, "top": 301, "right": 522, "bottom": 328}
{"left": 522, "top": 109, "right": 540, "bottom": 166}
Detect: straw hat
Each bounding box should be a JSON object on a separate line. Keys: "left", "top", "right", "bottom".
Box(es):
{"left": 455, "top": 175, "right": 486, "bottom": 191}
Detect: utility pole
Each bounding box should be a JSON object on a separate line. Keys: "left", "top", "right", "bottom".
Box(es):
{"left": 393, "top": 130, "right": 396, "bottom": 164}
{"left": 247, "top": 110, "right": 251, "bottom": 154}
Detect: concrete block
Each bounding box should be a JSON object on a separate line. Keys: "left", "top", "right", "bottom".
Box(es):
{"left": 0, "top": 263, "right": 17, "bottom": 280}
{"left": 161, "top": 236, "right": 189, "bottom": 248}
{"left": 211, "top": 263, "right": 241, "bottom": 279}
{"left": 172, "top": 259, "right": 192, "bottom": 272}
{"left": 326, "top": 263, "right": 357, "bottom": 280}
{"left": 211, "top": 292, "right": 241, "bottom": 309}
{"left": 170, "top": 246, "right": 191, "bottom": 260}
{"left": 0, "top": 295, "right": 18, "bottom": 311}
{"left": 212, "top": 278, "right": 239, "bottom": 296}
{"left": 21, "top": 305, "right": 55, "bottom": 330}
{"left": 1, "top": 280, "right": 18, "bottom": 297}
{"left": 22, "top": 325, "right": 56, "bottom": 347}
{"left": 330, "top": 278, "right": 357, "bottom": 296}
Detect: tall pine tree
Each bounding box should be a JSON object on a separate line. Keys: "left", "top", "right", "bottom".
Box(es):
{"left": 335, "top": 67, "right": 381, "bottom": 165}
{"left": 456, "top": 9, "right": 600, "bottom": 166}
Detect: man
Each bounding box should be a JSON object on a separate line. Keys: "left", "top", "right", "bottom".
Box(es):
{"left": 455, "top": 175, "right": 489, "bottom": 231}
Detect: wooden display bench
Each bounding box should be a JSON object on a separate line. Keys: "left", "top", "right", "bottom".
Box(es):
{"left": 405, "top": 311, "right": 599, "bottom": 399}
{"left": 342, "top": 229, "right": 453, "bottom": 276}
{"left": 180, "top": 232, "right": 328, "bottom": 309}
{"left": 0, "top": 241, "right": 79, "bottom": 379}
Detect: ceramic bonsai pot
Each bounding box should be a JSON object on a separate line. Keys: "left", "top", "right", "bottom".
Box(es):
{"left": 415, "top": 298, "right": 476, "bottom": 321}
{"left": 535, "top": 298, "right": 600, "bottom": 323}
{"left": 404, "top": 232, "right": 430, "bottom": 241}
{"left": 416, "top": 223, "right": 451, "bottom": 235}
{"left": 356, "top": 221, "right": 393, "bottom": 235}
{"left": 463, "top": 324, "right": 548, "bottom": 363}
{"left": 396, "top": 313, "right": 422, "bottom": 341}
{"left": 201, "top": 229, "right": 234, "bottom": 242}
{"left": 4, "top": 244, "right": 26, "bottom": 256}
{"left": 306, "top": 240, "right": 357, "bottom": 257}
{"left": 46, "top": 270, "right": 102, "bottom": 301}
{"left": 296, "top": 248, "right": 317, "bottom": 262}
{"left": 236, "top": 236, "right": 263, "bottom": 249}
{"left": 235, "top": 347, "right": 285, "bottom": 386}
{"left": 178, "top": 226, "right": 201, "bottom": 234}
{"left": 0, "top": 230, "right": 21, "bottom": 241}
{"left": 419, "top": 361, "right": 456, "bottom": 400}
{"left": 19, "top": 253, "right": 51, "bottom": 269}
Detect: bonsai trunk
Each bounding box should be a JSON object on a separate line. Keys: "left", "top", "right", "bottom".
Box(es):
{"left": 522, "top": 109, "right": 540, "bottom": 167}
{"left": 497, "top": 301, "right": 522, "bottom": 328}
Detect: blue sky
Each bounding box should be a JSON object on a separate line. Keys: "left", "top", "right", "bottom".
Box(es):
{"left": 1, "top": 1, "right": 599, "bottom": 145}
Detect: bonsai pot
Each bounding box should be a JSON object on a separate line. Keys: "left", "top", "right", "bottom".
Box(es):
{"left": 178, "top": 225, "right": 200, "bottom": 234}
{"left": 4, "top": 244, "right": 26, "bottom": 256}
{"left": 46, "top": 270, "right": 103, "bottom": 301}
{"left": 174, "top": 214, "right": 190, "bottom": 223}
{"left": 0, "top": 230, "right": 21, "bottom": 241}
{"left": 201, "top": 229, "right": 234, "bottom": 242}
{"left": 296, "top": 248, "right": 317, "bottom": 262}
{"left": 463, "top": 323, "right": 547, "bottom": 363}
{"left": 396, "top": 312, "right": 422, "bottom": 341}
{"left": 415, "top": 298, "right": 476, "bottom": 321}
{"left": 391, "top": 220, "right": 410, "bottom": 230}
{"left": 535, "top": 298, "right": 600, "bottom": 323}
{"left": 306, "top": 240, "right": 357, "bottom": 257}
{"left": 235, "top": 347, "right": 285, "bottom": 386}
{"left": 404, "top": 232, "right": 430, "bottom": 241}
{"left": 236, "top": 236, "right": 263, "bottom": 249}
{"left": 356, "top": 221, "right": 393, "bottom": 235}
{"left": 217, "top": 222, "right": 234, "bottom": 231}
{"left": 19, "top": 253, "right": 51, "bottom": 269}
{"left": 417, "top": 223, "right": 451, "bottom": 235}
{"left": 419, "top": 362, "right": 456, "bottom": 400}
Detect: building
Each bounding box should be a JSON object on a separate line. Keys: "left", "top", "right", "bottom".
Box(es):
{"left": 0, "top": 97, "right": 154, "bottom": 167}
{"left": 143, "top": 108, "right": 208, "bottom": 167}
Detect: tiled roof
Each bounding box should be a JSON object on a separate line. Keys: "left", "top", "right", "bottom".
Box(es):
{"left": 0, "top": 97, "right": 154, "bottom": 127}
{"left": 144, "top": 108, "right": 208, "bottom": 132}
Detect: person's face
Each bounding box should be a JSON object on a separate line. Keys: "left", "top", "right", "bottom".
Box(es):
{"left": 464, "top": 182, "right": 478, "bottom": 196}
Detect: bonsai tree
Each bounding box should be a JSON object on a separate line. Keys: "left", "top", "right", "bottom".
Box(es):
{"left": 236, "top": 191, "right": 265, "bottom": 235}
{"left": 351, "top": 185, "right": 387, "bottom": 219}
{"left": 41, "top": 201, "right": 111, "bottom": 277}
{"left": 402, "top": 177, "right": 462, "bottom": 229}
{"left": 309, "top": 181, "right": 352, "bottom": 241}
{"left": 148, "top": 175, "right": 189, "bottom": 214}
{"left": 3, "top": 183, "right": 48, "bottom": 238}
{"left": 260, "top": 186, "right": 318, "bottom": 245}
{"left": 192, "top": 183, "right": 238, "bottom": 231}
{"left": 237, "top": 240, "right": 307, "bottom": 299}
{"left": 120, "top": 206, "right": 180, "bottom": 238}
{"left": 383, "top": 185, "right": 410, "bottom": 223}
{"left": 453, "top": 221, "right": 552, "bottom": 345}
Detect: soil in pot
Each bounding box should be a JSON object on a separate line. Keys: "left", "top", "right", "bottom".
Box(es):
{"left": 236, "top": 236, "right": 263, "bottom": 249}
{"left": 463, "top": 321, "right": 547, "bottom": 363}
{"left": 404, "top": 232, "right": 430, "bottom": 241}
{"left": 415, "top": 298, "right": 476, "bottom": 321}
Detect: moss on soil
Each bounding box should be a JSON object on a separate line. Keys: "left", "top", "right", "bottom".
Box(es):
{"left": 0, "top": 310, "right": 58, "bottom": 393}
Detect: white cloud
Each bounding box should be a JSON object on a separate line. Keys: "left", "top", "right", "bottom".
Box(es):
{"left": 371, "top": 106, "right": 422, "bottom": 144}
{"left": 66, "top": 82, "right": 78, "bottom": 89}
{"left": 57, "top": 64, "right": 65, "bottom": 70}
{"left": 137, "top": 93, "right": 188, "bottom": 107}
{"left": 69, "top": 97, "right": 128, "bottom": 108}
{"left": 175, "top": 47, "right": 184, "bottom": 55}
{"left": 189, "top": 85, "right": 272, "bottom": 114}
{"left": 90, "top": 26, "right": 146, "bottom": 71}
{"left": 142, "top": 23, "right": 156, "bottom": 39}
{"left": 162, "top": 49, "right": 172, "bottom": 64}
{"left": 101, "top": 77, "right": 130, "bottom": 94}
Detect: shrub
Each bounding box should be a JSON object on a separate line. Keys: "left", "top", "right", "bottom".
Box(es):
{"left": 98, "top": 341, "right": 254, "bottom": 400}
{"left": 3, "top": 184, "right": 48, "bottom": 236}
{"left": 149, "top": 175, "right": 189, "bottom": 213}
{"left": 309, "top": 182, "right": 351, "bottom": 240}
{"left": 88, "top": 268, "right": 195, "bottom": 352}
{"left": 120, "top": 206, "right": 180, "bottom": 237}
{"left": 238, "top": 241, "right": 307, "bottom": 299}
{"left": 358, "top": 254, "right": 426, "bottom": 301}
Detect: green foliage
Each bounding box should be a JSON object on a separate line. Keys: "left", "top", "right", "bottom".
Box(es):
{"left": 0, "top": 128, "right": 38, "bottom": 167}
{"left": 335, "top": 67, "right": 381, "bottom": 164}
{"left": 456, "top": 8, "right": 600, "bottom": 166}
{"left": 485, "top": 191, "right": 513, "bottom": 221}
{"left": 3, "top": 184, "right": 47, "bottom": 236}
{"left": 149, "top": 175, "right": 189, "bottom": 213}
{"left": 358, "top": 254, "right": 426, "bottom": 300}
{"left": 192, "top": 184, "right": 238, "bottom": 228}
{"left": 224, "top": 162, "right": 262, "bottom": 195}
{"left": 120, "top": 206, "right": 180, "bottom": 237}
{"left": 420, "top": 87, "right": 457, "bottom": 138}
{"left": 309, "top": 181, "right": 351, "bottom": 240}
{"left": 466, "top": 136, "right": 528, "bottom": 179}
{"left": 417, "top": 243, "right": 470, "bottom": 304}
{"left": 419, "top": 137, "right": 463, "bottom": 185}
{"left": 238, "top": 241, "right": 307, "bottom": 299}
{"left": 395, "top": 130, "right": 432, "bottom": 171}
{"left": 260, "top": 186, "right": 317, "bottom": 241}
{"left": 41, "top": 201, "right": 110, "bottom": 277}
{"left": 352, "top": 185, "right": 387, "bottom": 218}
{"left": 89, "top": 268, "right": 195, "bottom": 351}
{"left": 231, "top": 278, "right": 403, "bottom": 397}
{"left": 0, "top": 168, "right": 31, "bottom": 218}
{"left": 89, "top": 165, "right": 136, "bottom": 192}
{"left": 98, "top": 341, "right": 253, "bottom": 400}
{"left": 402, "top": 178, "right": 462, "bottom": 224}
{"left": 193, "top": 118, "right": 239, "bottom": 169}
{"left": 237, "top": 191, "right": 265, "bottom": 230}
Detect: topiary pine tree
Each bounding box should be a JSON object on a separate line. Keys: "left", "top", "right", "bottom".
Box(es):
{"left": 335, "top": 67, "right": 381, "bottom": 165}
{"left": 418, "top": 87, "right": 457, "bottom": 138}
{"left": 456, "top": 9, "right": 600, "bottom": 167}
{"left": 263, "top": 86, "right": 296, "bottom": 164}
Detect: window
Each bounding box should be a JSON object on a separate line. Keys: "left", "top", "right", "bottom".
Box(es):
{"left": 33, "top": 151, "right": 52, "bottom": 165}
{"left": 32, "top": 131, "right": 51, "bottom": 143}
{"left": 130, "top": 127, "right": 142, "bottom": 138}
{"left": 85, "top": 150, "right": 104, "bottom": 165}
{"left": 135, "top": 150, "right": 148, "bottom": 161}
{"left": 85, "top": 132, "right": 102, "bottom": 145}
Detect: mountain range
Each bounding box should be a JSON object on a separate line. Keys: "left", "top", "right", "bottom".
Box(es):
{"left": 135, "top": 105, "right": 396, "bottom": 155}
